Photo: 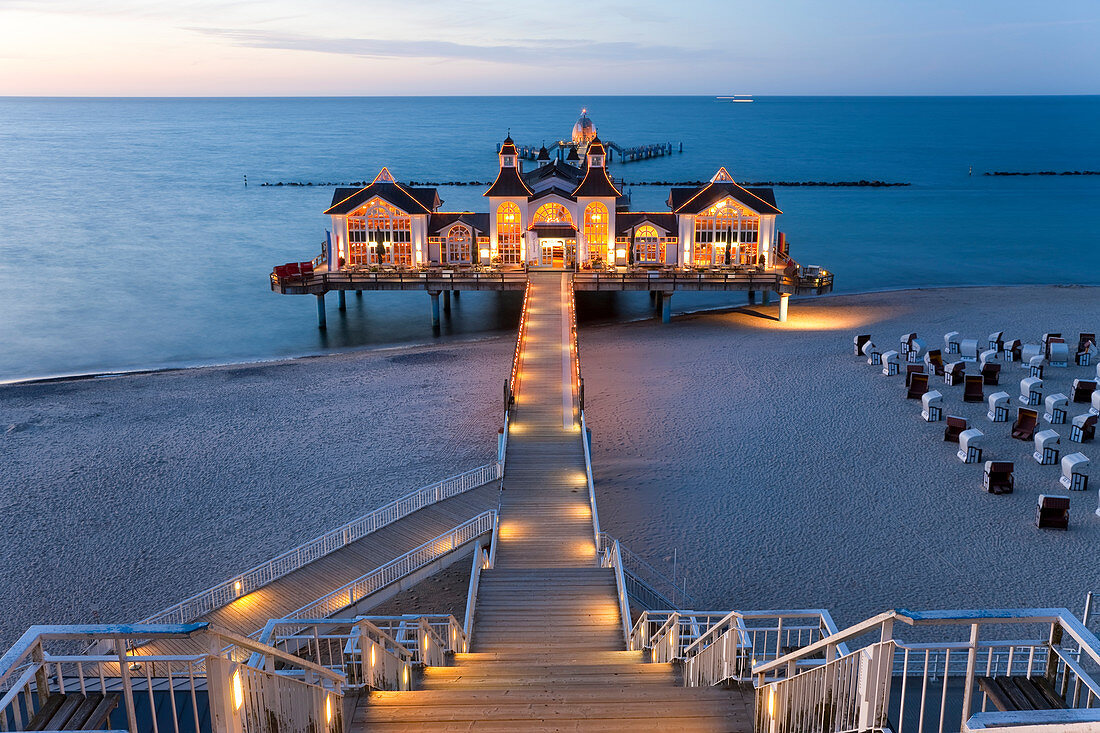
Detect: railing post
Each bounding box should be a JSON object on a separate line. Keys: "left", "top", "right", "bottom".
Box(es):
{"left": 204, "top": 635, "right": 243, "bottom": 733}
{"left": 115, "top": 645, "right": 139, "bottom": 733}
{"left": 961, "top": 623, "right": 981, "bottom": 730}
{"left": 1045, "top": 621, "right": 1064, "bottom": 683}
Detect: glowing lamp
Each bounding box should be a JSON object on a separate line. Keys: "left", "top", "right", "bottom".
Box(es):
{"left": 234, "top": 580, "right": 242, "bottom": 596}
{"left": 231, "top": 669, "right": 243, "bottom": 710}
{"left": 325, "top": 694, "right": 333, "bottom": 724}
{"left": 479, "top": 248, "right": 490, "bottom": 260}
{"left": 615, "top": 249, "right": 627, "bottom": 259}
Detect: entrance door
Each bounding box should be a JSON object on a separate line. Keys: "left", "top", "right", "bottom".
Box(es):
{"left": 541, "top": 239, "right": 565, "bottom": 267}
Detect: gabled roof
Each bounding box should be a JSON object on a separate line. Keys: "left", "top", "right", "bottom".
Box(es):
{"left": 325, "top": 178, "right": 440, "bottom": 215}
{"left": 531, "top": 186, "right": 576, "bottom": 202}
{"left": 667, "top": 180, "right": 781, "bottom": 215}
{"left": 615, "top": 212, "right": 677, "bottom": 236}
{"left": 536, "top": 145, "right": 551, "bottom": 162}
{"left": 524, "top": 159, "right": 584, "bottom": 186}
{"left": 571, "top": 161, "right": 621, "bottom": 199}
{"left": 566, "top": 147, "right": 580, "bottom": 161}
{"left": 428, "top": 212, "right": 490, "bottom": 234}
{"left": 484, "top": 164, "right": 534, "bottom": 198}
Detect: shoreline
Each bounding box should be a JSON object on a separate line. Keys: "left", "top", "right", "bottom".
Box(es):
{"left": 5, "top": 283, "right": 1099, "bottom": 388}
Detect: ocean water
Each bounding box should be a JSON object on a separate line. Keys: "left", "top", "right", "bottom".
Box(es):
{"left": 0, "top": 96, "right": 1098, "bottom": 382}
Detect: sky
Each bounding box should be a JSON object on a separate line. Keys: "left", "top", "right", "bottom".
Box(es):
{"left": 0, "top": 0, "right": 1097, "bottom": 96}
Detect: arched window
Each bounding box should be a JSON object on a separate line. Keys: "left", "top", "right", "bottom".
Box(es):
{"left": 583, "top": 202, "right": 609, "bottom": 263}
{"left": 348, "top": 200, "right": 412, "bottom": 266}
{"left": 633, "top": 225, "right": 660, "bottom": 263}
{"left": 496, "top": 202, "right": 522, "bottom": 264}
{"left": 532, "top": 203, "right": 573, "bottom": 225}
{"left": 445, "top": 224, "right": 472, "bottom": 263}
{"left": 693, "top": 199, "right": 758, "bottom": 266}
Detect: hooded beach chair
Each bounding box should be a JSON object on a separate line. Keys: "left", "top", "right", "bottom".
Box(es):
{"left": 981, "top": 361, "right": 1001, "bottom": 386}
{"left": 907, "top": 373, "right": 929, "bottom": 400}
{"left": 1028, "top": 355, "right": 1044, "bottom": 379}
{"left": 1005, "top": 339, "right": 1022, "bottom": 363}
{"left": 1048, "top": 340, "right": 1069, "bottom": 367}
{"left": 1043, "top": 393, "right": 1068, "bottom": 425}
{"left": 1020, "top": 343, "right": 1042, "bottom": 366}
{"left": 944, "top": 331, "right": 961, "bottom": 355}
{"left": 957, "top": 429, "right": 984, "bottom": 463}
{"left": 1019, "top": 376, "right": 1042, "bottom": 406}
{"left": 922, "top": 390, "right": 943, "bottom": 422}
{"left": 944, "top": 415, "right": 968, "bottom": 443}
{"left": 1072, "top": 379, "right": 1096, "bottom": 403}
{"left": 963, "top": 375, "right": 984, "bottom": 403}
{"left": 925, "top": 349, "right": 945, "bottom": 376}
{"left": 945, "top": 361, "right": 965, "bottom": 386}
{"left": 1035, "top": 494, "right": 1069, "bottom": 530}
{"left": 1011, "top": 408, "right": 1038, "bottom": 441}
{"left": 1060, "top": 453, "right": 1090, "bottom": 491}
{"left": 905, "top": 363, "right": 925, "bottom": 387}
{"left": 987, "top": 391, "right": 1010, "bottom": 422}
{"left": 854, "top": 334, "right": 871, "bottom": 356}
{"left": 960, "top": 338, "right": 980, "bottom": 362}
{"left": 1034, "top": 429, "right": 1060, "bottom": 465}
{"left": 983, "top": 461, "right": 1014, "bottom": 494}
{"left": 1041, "top": 333, "right": 1062, "bottom": 358}
{"left": 882, "top": 350, "right": 900, "bottom": 376}
{"left": 988, "top": 331, "right": 1004, "bottom": 352}
{"left": 1071, "top": 414, "right": 1097, "bottom": 444}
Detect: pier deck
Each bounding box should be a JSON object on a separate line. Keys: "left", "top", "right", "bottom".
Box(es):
{"left": 353, "top": 272, "right": 753, "bottom": 731}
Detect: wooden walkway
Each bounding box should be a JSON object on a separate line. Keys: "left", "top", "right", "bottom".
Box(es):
{"left": 139, "top": 482, "right": 499, "bottom": 656}
{"left": 355, "top": 272, "right": 753, "bottom": 731}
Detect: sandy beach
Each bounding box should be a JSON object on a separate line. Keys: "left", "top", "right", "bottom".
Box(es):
{"left": 3, "top": 285, "right": 1099, "bottom": 646}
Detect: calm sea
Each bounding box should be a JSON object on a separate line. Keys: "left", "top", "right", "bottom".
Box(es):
{"left": 1, "top": 96, "right": 1098, "bottom": 382}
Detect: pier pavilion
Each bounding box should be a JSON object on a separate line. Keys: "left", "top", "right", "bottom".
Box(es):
{"left": 273, "top": 118, "right": 833, "bottom": 328}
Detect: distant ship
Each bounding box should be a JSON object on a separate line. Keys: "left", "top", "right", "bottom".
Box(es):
{"left": 716, "top": 94, "right": 754, "bottom": 102}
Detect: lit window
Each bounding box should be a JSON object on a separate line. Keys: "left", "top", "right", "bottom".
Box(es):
{"left": 583, "top": 203, "right": 609, "bottom": 263}
{"left": 496, "top": 202, "right": 522, "bottom": 264}
{"left": 445, "top": 224, "right": 472, "bottom": 263}
{"left": 633, "top": 225, "right": 661, "bottom": 263}
{"left": 347, "top": 199, "right": 413, "bottom": 266}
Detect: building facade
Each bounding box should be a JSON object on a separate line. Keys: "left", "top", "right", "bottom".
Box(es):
{"left": 323, "top": 119, "right": 783, "bottom": 271}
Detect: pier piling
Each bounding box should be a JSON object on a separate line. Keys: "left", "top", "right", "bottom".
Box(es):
{"left": 430, "top": 291, "right": 441, "bottom": 327}
{"left": 762, "top": 290, "right": 771, "bottom": 305}
{"left": 338, "top": 291, "right": 346, "bottom": 312}
{"left": 316, "top": 294, "right": 326, "bottom": 330}
{"left": 661, "top": 293, "right": 672, "bottom": 323}
{"left": 779, "top": 293, "right": 790, "bottom": 322}
{"left": 748, "top": 290, "right": 756, "bottom": 305}
{"left": 443, "top": 290, "right": 451, "bottom": 313}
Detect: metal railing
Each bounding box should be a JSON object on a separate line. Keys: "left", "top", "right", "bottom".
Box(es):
{"left": 0, "top": 624, "right": 343, "bottom": 733}
{"left": 506, "top": 279, "right": 532, "bottom": 409}
{"left": 272, "top": 268, "right": 530, "bottom": 290}
{"left": 276, "top": 511, "right": 496, "bottom": 622}
{"left": 463, "top": 520, "right": 498, "bottom": 646}
{"left": 597, "top": 533, "right": 695, "bottom": 610}
{"left": 140, "top": 463, "right": 501, "bottom": 626}
{"left": 629, "top": 609, "right": 844, "bottom": 687}
{"left": 753, "top": 608, "right": 1100, "bottom": 733}
{"left": 597, "top": 538, "right": 634, "bottom": 647}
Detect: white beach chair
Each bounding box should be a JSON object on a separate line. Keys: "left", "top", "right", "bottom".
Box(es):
{"left": 1020, "top": 343, "right": 1042, "bottom": 367}
{"left": 960, "top": 338, "right": 979, "bottom": 363}
{"left": 1092, "top": 389, "right": 1100, "bottom": 417}
{"left": 854, "top": 334, "right": 872, "bottom": 356}
{"left": 1033, "top": 429, "right": 1060, "bottom": 465}
{"left": 1028, "top": 355, "right": 1045, "bottom": 379}
{"left": 1049, "top": 341, "right": 1070, "bottom": 367}
{"left": 988, "top": 331, "right": 1004, "bottom": 352}
{"left": 979, "top": 349, "right": 998, "bottom": 368}
{"left": 957, "top": 429, "right": 984, "bottom": 464}
{"left": 1043, "top": 393, "right": 1069, "bottom": 425}
{"left": 863, "top": 341, "right": 881, "bottom": 366}
{"left": 1070, "top": 413, "right": 1096, "bottom": 443}
{"left": 1060, "top": 453, "right": 1089, "bottom": 491}
{"left": 1041, "top": 332, "right": 1061, "bottom": 356}
{"left": 921, "top": 390, "right": 943, "bottom": 422}
{"left": 1019, "top": 376, "right": 1042, "bottom": 406}
{"left": 987, "top": 391, "right": 1010, "bottom": 422}
{"left": 945, "top": 362, "right": 965, "bottom": 386}
{"left": 882, "top": 350, "right": 900, "bottom": 376}
{"left": 907, "top": 338, "right": 926, "bottom": 363}
{"left": 944, "top": 332, "right": 960, "bottom": 355}
{"left": 1004, "top": 338, "right": 1021, "bottom": 363}
{"left": 900, "top": 333, "right": 917, "bottom": 359}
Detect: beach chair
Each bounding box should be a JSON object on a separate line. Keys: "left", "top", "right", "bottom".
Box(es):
{"left": 1078, "top": 333, "right": 1096, "bottom": 354}
{"left": 1019, "top": 376, "right": 1042, "bottom": 406}
{"left": 864, "top": 341, "right": 882, "bottom": 366}
{"left": 1060, "top": 453, "right": 1090, "bottom": 491}
{"left": 1043, "top": 393, "right": 1068, "bottom": 425}
{"left": 1035, "top": 495, "right": 1070, "bottom": 530}
{"left": 963, "top": 375, "right": 984, "bottom": 403}
{"left": 922, "top": 390, "right": 943, "bottom": 422}
{"left": 1048, "top": 340, "right": 1069, "bottom": 367}
{"left": 1071, "top": 414, "right": 1097, "bottom": 443}
{"left": 957, "top": 429, "right": 984, "bottom": 464}
{"left": 1005, "top": 339, "right": 1022, "bottom": 363}
{"left": 988, "top": 331, "right": 1004, "bottom": 353}
{"left": 905, "top": 364, "right": 925, "bottom": 386}
{"left": 925, "top": 349, "right": 945, "bottom": 376}
{"left": 1092, "top": 389, "right": 1100, "bottom": 417}
{"left": 1076, "top": 334, "right": 1096, "bottom": 366}
{"left": 944, "top": 331, "right": 961, "bottom": 355}
{"left": 854, "top": 334, "right": 871, "bottom": 356}
{"left": 981, "top": 361, "right": 1001, "bottom": 386}
{"left": 945, "top": 361, "right": 965, "bottom": 386}
{"left": 1028, "top": 355, "right": 1044, "bottom": 379}
{"left": 987, "top": 391, "right": 1010, "bottom": 422}
{"left": 944, "top": 415, "right": 968, "bottom": 443}
{"left": 1033, "top": 429, "right": 1060, "bottom": 465}
{"left": 907, "top": 338, "right": 926, "bottom": 363}
{"left": 1020, "top": 343, "right": 1041, "bottom": 366}
{"left": 979, "top": 349, "right": 997, "bottom": 367}
{"left": 1042, "top": 333, "right": 1062, "bottom": 359}
{"left": 1072, "top": 379, "right": 1097, "bottom": 403}
{"left": 983, "top": 461, "right": 1014, "bottom": 494}
{"left": 960, "top": 338, "right": 980, "bottom": 363}
{"left": 1011, "top": 408, "right": 1038, "bottom": 441}
{"left": 882, "top": 350, "right": 900, "bottom": 376}
{"left": 907, "top": 373, "right": 929, "bottom": 400}
{"left": 900, "top": 333, "right": 918, "bottom": 361}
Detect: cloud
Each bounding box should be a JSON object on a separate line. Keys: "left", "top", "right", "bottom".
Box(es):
{"left": 187, "top": 27, "right": 721, "bottom": 66}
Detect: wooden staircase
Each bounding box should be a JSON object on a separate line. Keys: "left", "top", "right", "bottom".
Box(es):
{"left": 352, "top": 273, "right": 753, "bottom": 731}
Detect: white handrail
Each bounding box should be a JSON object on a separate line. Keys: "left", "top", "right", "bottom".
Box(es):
{"left": 280, "top": 512, "right": 496, "bottom": 622}
{"left": 140, "top": 463, "right": 502, "bottom": 626}
{"left": 579, "top": 411, "right": 601, "bottom": 549}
